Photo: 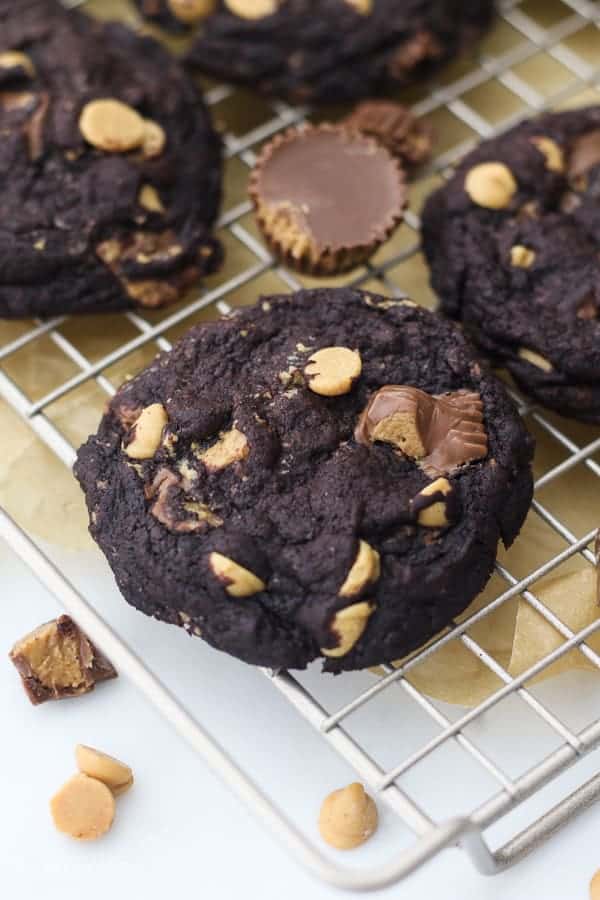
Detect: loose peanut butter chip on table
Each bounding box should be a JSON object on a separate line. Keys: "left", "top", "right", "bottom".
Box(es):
{"left": 322, "top": 602, "right": 374, "bottom": 658}
{"left": 319, "top": 783, "right": 378, "bottom": 850}
{"left": 224, "top": 0, "right": 279, "bottom": 19}
{"left": 339, "top": 540, "right": 380, "bottom": 597}
{"left": 305, "top": 347, "right": 362, "bottom": 397}
{"left": 464, "top": 162, "right": 517, "bottom": 209}
{"left": 0, "top": 50, "right": 36, "bottom": 78}
{"left": 209, "top": 552, "right": 265, "bottom": 597}
{"left": 530, "top": 136, "right": 564, "bottom": 173}
{"left": 76, "top": 745, "right": 134, "bottom": 796}
{"left": 50, "top": 773, "right": 115, "bottom": 841}
{"left": 167, "top": 0, "right": 217, "bottom": 22}
{"left": 79, "top": 99, "right": 146, "bottom": 153}
{"left": 124, "top": 403, "right": 168, "bottom": 459}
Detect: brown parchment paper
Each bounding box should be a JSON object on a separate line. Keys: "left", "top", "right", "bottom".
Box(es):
{"left": 1, "top": 0, "right": 599, "bottom": 704}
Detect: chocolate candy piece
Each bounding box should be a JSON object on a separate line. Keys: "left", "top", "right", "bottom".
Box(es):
{"left": 249, "top": 124, "right": 406, "bottom": 275}
{"left": 355, "top": 385, "right": 488, "bottom": 476}
{"left": 9, "top": 615, "right": 117, "bottom": 705}
{"left": 342, "top": 101, "right": 433, "bottom": 167}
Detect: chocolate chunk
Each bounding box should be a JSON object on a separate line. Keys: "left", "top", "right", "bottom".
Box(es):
{"left": 355, "top": 385, "right": 488, "bottom": 476}
{"left": 342, "top": 101, "right": 433, "bottom": 167}
{"left": 249, "top": 124, "right": 406, "bottom": 275}
{"left": 9, "top": 615, "right": 117, "bottom": 705}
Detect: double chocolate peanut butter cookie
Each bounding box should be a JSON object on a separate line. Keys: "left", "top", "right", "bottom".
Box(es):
{"left": 75, "top": 289, "right": 533, "bottom": 672}
{"left": 422, "top": 107, "right": 600, "bottom": 423}
{"left": 0, "top": 0, "right": 221, "bottom": 318}
{"left": 136, "top": 0, "right": 495, "bottom": 105}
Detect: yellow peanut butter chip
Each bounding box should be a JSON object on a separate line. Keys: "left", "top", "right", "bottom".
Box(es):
{"left": 124, "top": 404, "right": 168, "bottom": 459}
{"left": 305, "top": 347, "right": 362, "bottom": 397}
{"left": 209, "top": 552, "right": 265, "bottom": 597}
{"left": 530, "top": 136, "right": 564, "bottom": 173}
{"left": 339, "top": 541, "right": 380, "bottom": 597}
{"left": 322, "top": 602, "right": 374, "bottom": 658}
{"left": 79, "top": 99, "right": 145, "bottom": 153}
{"left": 224, "top": 0, "right": 279, "bottom": 18}
{"left": 76, "top": 745, "right": 134, "bottom": 796}
{"left": 465, "top": 162, "right": 517, "bottom": 210}
{"left": 50, "top": 773, "right": 115, "bottom": 841}
{"left": 318, "top": 783, "right": 378, "bottom": 850}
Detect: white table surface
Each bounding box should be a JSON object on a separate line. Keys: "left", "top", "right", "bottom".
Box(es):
{"left": 2, "top": 536, "right": 600, "bottom": 900}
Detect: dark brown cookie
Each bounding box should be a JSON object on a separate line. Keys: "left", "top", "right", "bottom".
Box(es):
{"left": 422, "top": 107, "right": 600, "bottom": 423}
{"left": 134, "top": 0, "right": 495, "bottom": 105}
{"left": 75, "top": 288, "right": 534, "bottom": 673}
{"left": 0, "top": 0, "right": 222, "bottom": 318}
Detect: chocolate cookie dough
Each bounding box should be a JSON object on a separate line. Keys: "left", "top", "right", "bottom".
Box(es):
{"left": 0, "top": 0, "right": 222, "bottom": 318}
{"left": 75, "top": 288, "right": 534, "bottom": 672}
{"left": 422, "top": 107, "right": 600, "bottom": 423}
{"left": 9, "top": 615, "right": 117, "bottom": 704}
{"left": 135, "top": 0, "right": 495, "bottom": 105}
{"left": 249, "top": 125, "right": 407, "bottom": 274}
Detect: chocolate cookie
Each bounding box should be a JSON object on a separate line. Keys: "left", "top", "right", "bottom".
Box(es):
{"left": 75, "top": 288, "right": 534, "bottom": 672}
{"left": 136, "top": 0, "right": 495, "bottom": 105}
{"left": 0, "top": 0, "right": 222, "bottom": 319}
{"left": 422, "top": 107, "right": 600, "bottom": 423}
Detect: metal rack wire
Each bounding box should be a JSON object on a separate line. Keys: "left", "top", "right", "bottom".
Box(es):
{"left": 1, "top": 0, "right": 600, "bottom": 890}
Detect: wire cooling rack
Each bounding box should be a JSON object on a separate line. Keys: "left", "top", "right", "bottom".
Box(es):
{"left": 1, "top": 0, "right": 600, "bottom": 890}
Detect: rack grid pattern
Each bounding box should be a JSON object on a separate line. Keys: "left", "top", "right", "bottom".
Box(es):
{"left": 1, "top": 0, "right": 600, "bottom": 889}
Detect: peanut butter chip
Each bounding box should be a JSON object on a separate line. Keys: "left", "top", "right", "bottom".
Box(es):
{"left": 139, "top": 184, "right": 165, "bottom": 213}
{"left": 50, "top": 774, "right": 115, "bottom": 841}
{"left": 142, "top": 120, "right": 166, "bottom": 159}
{"left": 0, "top": 51, "right": 36, "bottom": 78}
{"left": 464, "top": 162, "right": 517, "bottom": 209}
{"left": 209, "top": 552, "right": 265, "bottom": 597}
{"left": 345, "top": 0, "right": 372, "bottom": 13}
{"left": 590, "top": 869, "right": 600, "bottom": 900}
{"left": 79, "top": 99, "right": 145, "bottom": 153}
{"left": 339, "top": 541, "right": 380, "bottom": 597}
{"left": 322, "top": 601, "right": 374, "bottom": 658}
{"left": 125, "top": 403, "right": 168, "bottom": 459}
{"left": 413, "top": 477, "right": 452, "bottom": 527}
{"left": 518, "top": 347, "right": 553, "bottom": 372}
{"left": 530, "top": 136, "right": 564, "bottom": 173}
{"left": 167, "top": 0, "right": 217, "bottom": 22}
{"left": 318, "top": 783, "right": 378, "bottom": 850}
{"left": 224, "top": 0, "right": 279, "bottom": 18}
{"left": 510, "top": 245, "right": 535, "bottom": 268}
{"left": 76, "top": 745, "right": 134, "bottom": 796}
{"left": 199, "top": 428, "right": 249, "bottom": 472}
{"left": 305, "top": 347, "right": 362, "bottom": 397}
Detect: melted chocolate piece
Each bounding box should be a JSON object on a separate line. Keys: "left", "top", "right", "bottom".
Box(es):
{"left": 355, "top": 385, "right": 488, "bottom": 476}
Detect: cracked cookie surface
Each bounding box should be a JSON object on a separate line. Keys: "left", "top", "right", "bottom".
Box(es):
{"left": 135, "top": 0, "right": 495, "bottom": 105}
{"left": 0, "top": 0, "right": 221, "bottom": 318}
{"left": 75, "top": 288, "right": 534, "bottom": 672}
{"left": 422, "top": 107, "right": 600, "bottom": 423}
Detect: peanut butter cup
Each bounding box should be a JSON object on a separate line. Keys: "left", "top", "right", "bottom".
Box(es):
{"left": 249, "top": 124, "right": 407, "bottom": 275}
